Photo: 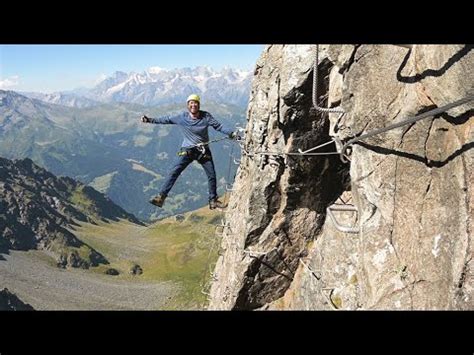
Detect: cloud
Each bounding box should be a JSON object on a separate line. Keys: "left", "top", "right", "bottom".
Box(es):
{"left": 0, "top": 75, "right": 20, "bottom": 89}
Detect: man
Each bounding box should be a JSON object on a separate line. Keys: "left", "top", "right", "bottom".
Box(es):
{"left": 141, "top": 94, "right": 238, "bottom": 209}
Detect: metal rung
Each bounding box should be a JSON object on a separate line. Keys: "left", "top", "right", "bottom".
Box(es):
{"left": 215, "top": 222, "right": 230, "bottom": 235}
{"left": 326, "top": 204, "right": 359, "bottom": 234}
{"left": 329, "top": 204, "right": 358, "bottom": 212}
{"left": 242, "top": 246, "right": 277, "bottom": 257}
{"left": 243, "top": 250, "right": 267, "bottom": 256}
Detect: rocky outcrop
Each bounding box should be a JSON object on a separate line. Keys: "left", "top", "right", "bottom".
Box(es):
{"left": 209, "top": 45, "right": 473, "bottom": 310}
{"left": 0, "top": 157, "right": 142, "bottom": 268}
{"left": 0, "top": 288, "right": 34, "bottom": 310}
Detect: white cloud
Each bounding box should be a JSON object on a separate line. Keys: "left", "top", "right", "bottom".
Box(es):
{"left": 0, "top": 75, "right": 20, "bottom": 89}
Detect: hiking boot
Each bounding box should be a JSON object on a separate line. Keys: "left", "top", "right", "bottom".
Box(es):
{"left": 209, "top": 198, "right": 228, "bottom": 210}
{"left": 149, "top": 194, "right": 166, "bottom": 207}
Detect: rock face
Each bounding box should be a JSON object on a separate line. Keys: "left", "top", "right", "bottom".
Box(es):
{"left": 0, "top": 157, "right": 142, "bottom": 268}
{"left": 209, "top": 45, "right": 473, "bottom": 310}
{"left": 0, "top": 288, "right": 34, "bottom": 310}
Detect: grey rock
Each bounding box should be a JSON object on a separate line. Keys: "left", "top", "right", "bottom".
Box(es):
{"left": 0, "top": 288, "right": 34, "bottom": 310}
{"left": 105, "top": 268, "right": 120, "bottom": 276}
{"left": 130, "top": 264, "right": 143, "bottom": 275}
{"left": 209, "top": 45, "right": 474, "bottom": 310}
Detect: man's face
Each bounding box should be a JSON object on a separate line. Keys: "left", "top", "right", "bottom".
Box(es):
{"left": 187, "top": 100, "right": 200, "bottom": 114}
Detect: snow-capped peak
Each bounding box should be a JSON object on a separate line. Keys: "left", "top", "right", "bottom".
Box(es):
{"left": 148, "top": 66, "right": 167, "bottom": 74}
{"left": 85, "top": 66, "right": 253, "bottom": 107}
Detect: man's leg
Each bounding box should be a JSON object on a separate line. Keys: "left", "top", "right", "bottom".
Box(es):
{"left": 199, "top": 154, "right": 227, "bottom": 209}
{"left": 160, "top": 155, "right": 193, "bottom": 196}
{"left": 199, "top": 156, "right": 217, "bottom": 201}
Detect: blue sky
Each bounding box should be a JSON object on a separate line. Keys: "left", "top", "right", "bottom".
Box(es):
{"left": 0, "top": 45, "right": 264, "bottom": 93}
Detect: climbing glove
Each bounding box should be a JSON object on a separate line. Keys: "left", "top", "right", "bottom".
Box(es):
{"left": 229, "top": 131, "right": 241, "bottom": 140}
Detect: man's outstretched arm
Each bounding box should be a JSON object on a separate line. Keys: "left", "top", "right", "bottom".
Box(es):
{"left": 208, "top": 113, "right": 235, "bottom": 137}
{"left": 140, "top": 114, "right": 179, "bottom": 124}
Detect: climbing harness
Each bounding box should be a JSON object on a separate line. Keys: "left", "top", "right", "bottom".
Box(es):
{"left": 177, "top": 136, "right": 232, "bottom": 159}
{"left": 177, "top": 147, "right": 209, "bottom": 161}
{"left": 339, "top": 94, "right": 474, "bottom": 163}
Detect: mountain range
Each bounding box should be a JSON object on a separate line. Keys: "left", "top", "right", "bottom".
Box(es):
{"left": 21, "top": 66, "right": 252, "bottom": 108}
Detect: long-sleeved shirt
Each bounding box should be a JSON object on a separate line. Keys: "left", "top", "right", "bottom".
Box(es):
{"left": 150, "top": 110, "right": 233, "bottom": 148}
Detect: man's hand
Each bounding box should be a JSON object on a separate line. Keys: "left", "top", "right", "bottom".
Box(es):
{"left": 229, "top": 131, "right": 241, "bottom": 140}
{"left": 141, "top": 115, "right": 151, "bottom": 123}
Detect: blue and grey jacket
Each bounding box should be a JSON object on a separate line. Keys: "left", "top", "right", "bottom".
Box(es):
{"left": 150, "top": 111, "right": 233, "bottom": 148}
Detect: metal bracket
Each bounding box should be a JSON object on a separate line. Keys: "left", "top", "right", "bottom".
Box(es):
{"left": 326, "top": 204, "right": 359, "bottom": 234}
{"left": 242, "top": 246, "right": 277, "bottom": 257}
{"left": 215, "top": 220, "right": 231, "bottom": 235}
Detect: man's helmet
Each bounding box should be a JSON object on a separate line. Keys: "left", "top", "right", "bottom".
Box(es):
{"left": 187, "top": 94, "right": 200, "bottom": 103}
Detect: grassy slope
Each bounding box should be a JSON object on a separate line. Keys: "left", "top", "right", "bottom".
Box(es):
{"left": 71, "top": 204, "right": 225, "bottom": 310}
